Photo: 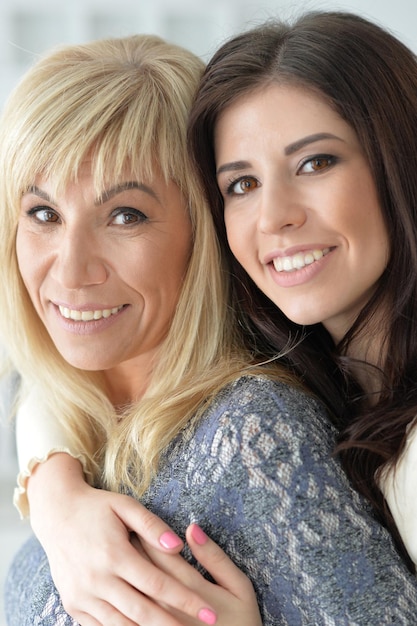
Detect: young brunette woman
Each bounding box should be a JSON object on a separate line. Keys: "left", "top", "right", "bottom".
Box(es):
{"left": 5, "top": 14, "right": 417, "bottom": 626}
{"left": 188, "top": 8, "right": 417, "bottom": 573}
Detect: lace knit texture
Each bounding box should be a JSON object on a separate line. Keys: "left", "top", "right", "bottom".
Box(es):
{"left": 5, "top": 376, "right": 417, "bottom": 624}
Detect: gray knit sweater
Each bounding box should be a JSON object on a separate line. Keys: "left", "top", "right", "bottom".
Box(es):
{"left": 5, "top": 376, "right": 417, "bottom": 624}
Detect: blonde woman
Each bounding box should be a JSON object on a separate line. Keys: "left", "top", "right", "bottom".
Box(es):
{"left": 1, "top": 33, "right": 264, "bottom": 626}
{"left": 2, "top": 29, "right": 417, "bottom": 626}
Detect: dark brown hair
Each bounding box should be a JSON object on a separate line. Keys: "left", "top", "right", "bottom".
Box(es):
{"left": 188, "top": 11, "right": 417, "bottom": 570}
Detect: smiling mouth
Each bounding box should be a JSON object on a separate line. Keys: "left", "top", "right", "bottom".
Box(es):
{"left": 58, "top": 304, "right": 125, "bottom": 321}
{"left": 273, "top": 248, "right": 331, "bottom": 272}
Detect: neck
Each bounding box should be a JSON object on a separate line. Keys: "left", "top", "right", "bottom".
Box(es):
{"left": 327, "top": 301, "right": 388, "bottom": 398}
{"left": 342, "top": 329, "right": 386, "bottom": 398}
{"left": 103, "top": 359, "right": 154, "bottom": 407}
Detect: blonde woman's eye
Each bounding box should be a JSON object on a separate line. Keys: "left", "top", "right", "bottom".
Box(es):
{"left": 227, "top": 176, "right": 259, "bottom": 195}
{"left": 298, "top": 155, "right": 336, "bottom": 174}
{"left": 27, "top": 206, "right": 60, "bottom": 223}
{"left": 111, "top": 208, "right": 147, "bottom": 225}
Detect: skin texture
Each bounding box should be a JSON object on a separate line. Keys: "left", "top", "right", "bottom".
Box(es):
{"left": 215, "top": 84, "right": 390, "bottom": 344}
{"left": 17, "top": 163, "right": 192, "bottom": 405}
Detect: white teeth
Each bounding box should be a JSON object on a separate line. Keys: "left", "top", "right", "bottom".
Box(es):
{"left": 58, "top": 305, "right": 123, "bottom": 321}
{"left": 273, "top": 248, "right": 330, "bottom": 273}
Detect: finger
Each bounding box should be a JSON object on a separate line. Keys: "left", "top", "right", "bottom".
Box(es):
{"left": 128, "top": 562, "right": 217, "bottom": 625}
{"left": 142, "top": 542, "right": 206, "bottom": 589}
{"left": 63, "top": 531, "right": 213, "bottom": 625}
{"left": 89, "top": 588, "right": 207, "bottom": 626}
{"left": 67, "top": 612, "right": 102, "bottom": 626}
{"left": 76, "top": 609, "right": 139, "bottom": 626}
{"left": 111, "top": 496, "right": 184, "bottom": 553}
{"left": 66, "top": 584, "right": 192, "bottom": 626}
{"left": 61, "top": 540, "right": 194, "bottom": 626}
{"left": 108, "top": 541, "right": 217, "bottom": 625}
{"left": 65, "top": 597, "right": 139, "bottom": 626}
{"left": 185, "top": 524, "right": 254, "bottom": 598}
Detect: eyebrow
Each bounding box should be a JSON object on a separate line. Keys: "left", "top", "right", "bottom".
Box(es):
{"left": 216, "top": 160, "right": 252, "bottom": 176}
{"left": 216, "top": 132, "right": 344, "bottom": 176}
{"left": 25, "top": 186, "right": 54, "bottom": 203}
{"left": 284, "top": 132, "right": 344, "bottom": 155}
{"left": 95, "top": 181, "right": 159, "bottom": 205}
{"left": 25, "top": 181, "right": 159, "bottom": 205}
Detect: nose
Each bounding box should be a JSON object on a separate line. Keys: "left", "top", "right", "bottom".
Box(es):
{"left": 257, "top": 182, "right": 307, "bottom": 234}
{"left": 51, "top": 227, "right": 107, "bottom": 289}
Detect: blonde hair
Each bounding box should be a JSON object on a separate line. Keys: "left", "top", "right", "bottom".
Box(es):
{"left": 0, "top": 34, "right": 288, "bottom": 494}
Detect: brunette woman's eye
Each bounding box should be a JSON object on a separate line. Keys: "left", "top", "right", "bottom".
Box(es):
{"left": 227, "top": 176, "right": 259, "bottom": 195}
{"left": 298, "top": 154, "right": 336, "bottom": 174}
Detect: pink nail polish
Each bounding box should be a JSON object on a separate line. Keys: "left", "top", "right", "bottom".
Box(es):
{"left": 159, "top": 531, "right": 182, "bottom": 549}
{"left": 191, "top": 524, "right": 208, "bottom": 545}
{"left": 198, "top": 608, "right": 217, "bottom": 625}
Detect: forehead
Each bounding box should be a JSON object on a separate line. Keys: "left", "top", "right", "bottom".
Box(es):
{"left": 215, "top": 83, "right": 352, "bottom": 147}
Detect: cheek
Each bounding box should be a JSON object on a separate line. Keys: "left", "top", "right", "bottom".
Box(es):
{"left": 16, "top": 230, "right": 45, "bottom": 302}
{"left": 15, "top": 230, "right": 33, "bottom": 287}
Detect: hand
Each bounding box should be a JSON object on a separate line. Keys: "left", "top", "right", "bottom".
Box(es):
{"left": 138, "top": 524, "right": 262, "bottom": 626}
{"left": 27, "top": 453, "right": 218, "bottom": 625}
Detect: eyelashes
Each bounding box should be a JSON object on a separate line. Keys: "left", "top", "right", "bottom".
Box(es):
{"left": 109, "top": 207, "right": 148, "bottom": 225}
{"left": 225, "top": 175, "right": 259, "bottom": 196}
{"left": 26, "top": 206, "right": 60, "bottom": 223}
{"left": 25, "top": 205, "right": 148, "bottom": 226}
{"left": 220, "top": 153, "right": 338, "bottom": 197}
{"left": 297, "top": 154, "right": 337, "bottom": 174}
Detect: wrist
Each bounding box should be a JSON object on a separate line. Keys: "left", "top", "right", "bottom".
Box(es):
{"left": 27, "top": 452, "right": 87, "bottom": 526}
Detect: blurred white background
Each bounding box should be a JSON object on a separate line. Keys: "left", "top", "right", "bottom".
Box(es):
{"left": 1, "top": 0, "right": 417, "bottom": 108}
{"left": 1, "top": 0, "right": 416, "bottom": 624}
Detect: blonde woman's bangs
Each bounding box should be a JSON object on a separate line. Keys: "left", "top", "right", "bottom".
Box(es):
{"left": 89, "top": 96, "right": 190, "bottom": 194}
{"left": 2, "top": 54, "right": 193, "bottom": 202}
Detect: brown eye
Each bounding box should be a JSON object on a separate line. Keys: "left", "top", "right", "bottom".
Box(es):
{"left": 111, "top": 208, "right": 147, "bottom": 225}
{"left": 230, "top": 176, "right": 259, "bottom": 195}
{"left": 310, "top": 157, "right": 331, "bottom": 171}
{"left": 30, "top": 207, "right": 60, "bottom": 223}
{"left": 298, "top": 155, "right": 335, "bottom": 175}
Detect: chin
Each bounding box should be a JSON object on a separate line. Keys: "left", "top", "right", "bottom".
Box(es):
{"left": 280, "top": 309, "right": 322, "bottom": 327}
{"left": 66, "top": 360, "right": 102, "bottom": 372}
{"left": 57, "top": 351, "right": 107, "bottom": 372}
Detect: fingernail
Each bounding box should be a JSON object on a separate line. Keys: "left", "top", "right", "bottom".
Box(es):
{"left": 198, "top": 607, "right": 217, "bottom": 625}
{"left": 159, "top": 531, "right": 182, "bottom": 549}
{"left": 191, "top": 524, "right": 208, "bottom": 545}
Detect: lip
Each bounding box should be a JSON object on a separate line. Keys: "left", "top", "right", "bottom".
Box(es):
{"left": 262, "top": 244, "right": 334, "bottom": 265}
{"left": 267, "top": 246, "right": 335, "bottom": 287}
{"left": 51, "top": 302, "right": 128, "bottom": 335}
{"left": 52, "top": 301, "right": 125, "bottom": 311}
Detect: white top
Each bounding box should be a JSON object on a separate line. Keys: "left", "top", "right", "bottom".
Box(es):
{"left": 14, "top": 389, "right": 86, "bottom": 518}
{"left": 379, "top": 422, "right": 417, "bottom": 565}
